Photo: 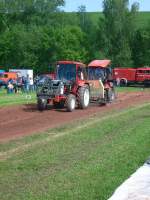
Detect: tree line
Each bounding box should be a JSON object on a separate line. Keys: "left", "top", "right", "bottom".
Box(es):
{"left": 0, "top": 0, "right": 149, "bottom": 73}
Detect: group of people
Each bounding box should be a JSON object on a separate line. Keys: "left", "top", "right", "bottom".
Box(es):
{"left": 7, "top": 75, "right": 34, "bottom": 94}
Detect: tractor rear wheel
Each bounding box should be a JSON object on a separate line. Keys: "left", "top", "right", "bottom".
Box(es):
{"left": 37, "top": 98, "right": 47, "bottom": 111}
{"left": 66, "top": 94, "right": 76, "bottom": 112}
{"left": 106, "top": 88, "right": 116, "bottom": 103}
{"left": 78, "top": 86, "right": 90, "bottom": 109}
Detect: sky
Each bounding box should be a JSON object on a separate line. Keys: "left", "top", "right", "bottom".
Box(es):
{"left": 63, "top": 0, "right": 150, "bottom": 12}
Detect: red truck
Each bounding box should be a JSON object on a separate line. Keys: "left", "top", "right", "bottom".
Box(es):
{"left": 113, "top": 67, "right": 150, "bottom": 87}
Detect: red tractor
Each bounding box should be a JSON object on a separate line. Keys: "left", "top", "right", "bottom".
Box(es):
{"left": 37, "top": 61, "right": 90, "bottom": 111}
{"left": 37, "top": 60, "right": 116, "bottom": 112}
{"left": 87, "top": 60, "right": 116, "bottom": 105}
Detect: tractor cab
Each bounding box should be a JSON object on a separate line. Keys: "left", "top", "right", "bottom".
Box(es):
{"left": 87, "top": 60, "right": 115, "bottom": 104}
{"left": 87, "top": 60, "right": 113, "bottom": 82}
{"left": 56, "top": 61, "right": 87, "bottom": 84}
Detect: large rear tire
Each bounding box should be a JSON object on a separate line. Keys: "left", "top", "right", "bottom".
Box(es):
{"left": 37, "top": 98, "right": 47, "bottom": 111}
{"left": 106, "top": 88, "right": 116, "bottom": 103}
{"left": 66, "top": 94, "right": 76, "bottom": 112}
{"left": 78, "top": 86, "right": 90, "bottom": 109}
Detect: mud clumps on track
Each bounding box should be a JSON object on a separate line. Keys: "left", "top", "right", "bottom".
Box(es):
{"left": 0, "top": 91, "right": 149, "bottom": 142}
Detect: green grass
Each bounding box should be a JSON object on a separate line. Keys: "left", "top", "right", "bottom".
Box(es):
{"left": 0, "top": 102, "right": 150, "bottom": 200}
{"left": 116, "top": 86, "right": 149, "bottom": 93}
{"left": 135, "top": 11, "right": 150, "bottom": 28}
{"left": 0, "top": 89, "right": 36, "bottom": 106}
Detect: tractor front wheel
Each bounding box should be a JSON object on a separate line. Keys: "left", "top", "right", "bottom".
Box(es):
{"left": 37, "top": 98, "right": 47, "bottom": 111}
{"left": 66, "top": 94, "right": 76, "bottom": 112}
{"left": 78, "top": 86, "right": 90, "bottom": 109}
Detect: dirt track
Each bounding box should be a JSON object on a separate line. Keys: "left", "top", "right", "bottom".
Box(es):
{"left": 0, "top": 91, "right": 149, "bottom": 142}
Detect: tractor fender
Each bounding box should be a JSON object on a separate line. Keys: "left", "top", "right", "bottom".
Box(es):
{"left": 77, "top": 83, "right": 90, "bottom": 95}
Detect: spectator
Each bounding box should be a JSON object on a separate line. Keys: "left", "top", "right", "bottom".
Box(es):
{"left": 8, "top": 78, "right": 13, "bottom": 84}
{"left": 16, "top": 77, "right": 23, "bottom": 93}
{"left": 33, "top": 75, "right": 38, "bottom": 91}
{"left": 29, "top": 77, "right": 34, "bottom": 92}
{"left": 22, "top": 76, "right": 26, "bottom": 92}
{"left": 25, "top": 75, "right": 30, "bottom": 93}
{"left": 7, "top": 82, "right": 14, "bottom": 94}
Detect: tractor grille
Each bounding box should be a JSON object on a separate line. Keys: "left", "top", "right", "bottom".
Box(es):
{"left": 37, "top": 79, "right": 61, "bottom": 98}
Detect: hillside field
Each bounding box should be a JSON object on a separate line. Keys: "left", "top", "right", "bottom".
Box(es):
{"left": 66, "top": 11, "right": 150, "bottom": 28}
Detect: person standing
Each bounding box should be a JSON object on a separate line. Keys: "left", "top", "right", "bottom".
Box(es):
{"left": 25, "top": 75, "right": 30, "bottom": 93}
{"left": 29, "top": 77, "right": 34, "bottom": 92}
{"left": 7, "top": 82, "right": 14, "bottom": 93}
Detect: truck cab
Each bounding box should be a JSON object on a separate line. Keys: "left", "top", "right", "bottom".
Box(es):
{"left": 136, "top": 68, "right": 150, "bottom": 86}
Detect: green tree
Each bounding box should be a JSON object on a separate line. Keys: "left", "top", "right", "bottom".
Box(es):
{"left": 0, "top": 0, "right": 65, "bottom": 27}
{"left": 77, "top": 5, "right": 98, "bottom": 62}
{"left": 0, "top": 0, "right": 65, "bottom": 13}
{"left": 0, "top": 0, "right": 67, "bottom": 73}
{"left": 98, "top": 0, "right": 139, "bottom": 67}
{"left": 132, "top": 23, "right": 150, "bottom": 67}
{"left": 54, "top": 25, "right": 88, "bottom": 62}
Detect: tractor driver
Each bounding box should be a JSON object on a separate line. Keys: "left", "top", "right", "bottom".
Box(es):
{"left": 78, "top": 67, "right": 84, "bottom": 80}
{"left": 105, "top": 67, "right": 113, "bottom": 82}
{"left": 95, "top": 68, "right": 105, "bottom": 82}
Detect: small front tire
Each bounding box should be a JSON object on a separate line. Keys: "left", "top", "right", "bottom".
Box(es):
{"left": 66, "top": 94, "right": 76, "bottom": 112}
{"left": 78, "top": 86, "right": 90, "bottom": 109}
{"left": 37, "top": 98, "right": 47, "bottom": 111}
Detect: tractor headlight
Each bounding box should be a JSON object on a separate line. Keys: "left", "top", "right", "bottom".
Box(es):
{"left": 59, "top": 82, "right": 64, "bottom": 95}
{"left": 60, "top": 86, "right": 64, "bottom": 95}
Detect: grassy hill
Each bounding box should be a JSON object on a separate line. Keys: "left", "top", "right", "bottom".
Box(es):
{"left": 65, "top": 11, "right": 150, "bottom": 28}
{"left": 88, "top": 12, "right": 150, "bottom": 28}
{"left": 135, "top": 11, "right": 150, "bottom": 28}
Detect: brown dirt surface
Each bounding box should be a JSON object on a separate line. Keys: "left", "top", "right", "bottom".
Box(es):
{"left": 0, "top": 91, "right": 149, "bottom": 142}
